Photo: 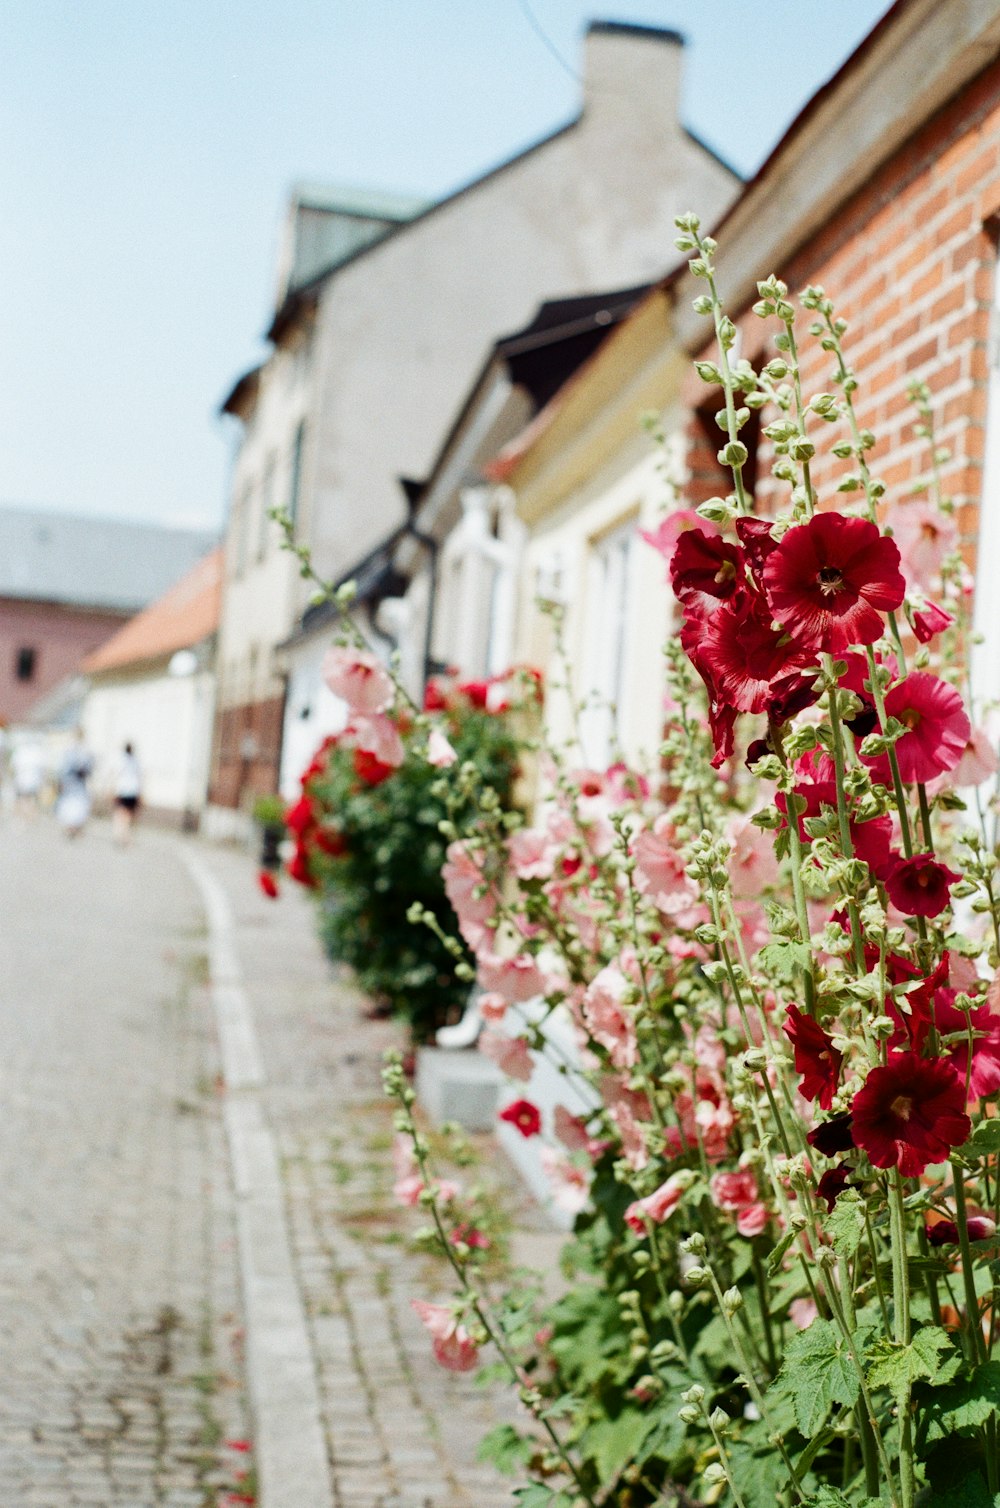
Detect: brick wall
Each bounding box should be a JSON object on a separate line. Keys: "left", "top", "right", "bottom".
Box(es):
{"left": 682, "top": 52, "right": 1000, "bottom": 564}
{"left": 208, "top": 696, "right": 285, "bottom": 809}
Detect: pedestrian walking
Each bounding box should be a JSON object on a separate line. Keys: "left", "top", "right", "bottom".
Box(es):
{"left": 56, "top": 731, "right": 93, "bottom": 838}
{"left": 11, "top": 738, "right": 45, "bottom": 818}
{"left": 112, "top": 742, "right": 142, "bottom": 845}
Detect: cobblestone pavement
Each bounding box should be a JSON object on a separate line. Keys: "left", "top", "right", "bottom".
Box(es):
{"left": 194, "top": 843, "right": 521, "bottom": 1508}
{"left": 0, "top": 819, "right": 253, "bottom": 1506}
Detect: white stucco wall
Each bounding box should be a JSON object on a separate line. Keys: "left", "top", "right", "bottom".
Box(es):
{"left": 215, "top": 26, "right": 738, "bottom": 745}
{"left": 279, "top": 632, "right": 349, "bottom": 799}
{"left": 514, "top": 431, "right": 682, "bottom": 773}
{"left": 82, "top": 666, "right": 216, "bottom": 815}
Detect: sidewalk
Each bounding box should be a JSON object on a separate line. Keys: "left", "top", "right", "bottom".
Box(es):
{"left": 186, "top": 839, "right": 522, "bottom": 1508}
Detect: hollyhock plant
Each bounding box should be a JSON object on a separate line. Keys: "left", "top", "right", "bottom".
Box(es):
{"left": 375, "top": 227, "right": 1000, "bottom": 1508}
{"left": 322, "top": 644, "right": 394, "bottom": 715}
{"left": 886, "top": 499, "right": 958, "bottom": 589}
{"left": 762, "top": 511, "right": 905, "bottom": 652}
{"left": 410, "top": 1301, "right": 480, "bottom": 1373}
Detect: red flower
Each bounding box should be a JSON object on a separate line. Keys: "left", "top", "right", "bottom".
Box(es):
{"left": 885, "top": 853, "right": 960, "bottom": 918}
{"left": 851, "top": 1052, "right": 970, "bottom": 1176}
{"left": 911, "top": 599, "right": 954, "bottom": 644}
{"left": 314, "top": 825, "right": 347, "bottom": 857}
{"left": 499, "top": 1098, "right": 542, "bottom": 1138}
{"left": 457, "top": 679, "right": 490, "bottom": 708}
{"left": 257, "top": 870, "right": 279, "bottom": 899}
{"left": 935, "top": 989, "right": 1000, "bottom": 1102}
{"left": 353, "top": 747, "right": 395, "bottom": 785}
{"left": 807, "top": 1112, "right": 855, "bottom": 1157}
{"left": 735, "top": 515, "right": 781, "bottom": 574}
{"left": 926, "top": 1214, "right": 996, "bottom": 1246}
{"left": 287, "top": 845, "right": 317, "bottom": 888}
{"left": 783, "top": 1003, "right": 843, "bottom": 1110}
{"left": 669, "top": 528, "right": 745, "bottom": 609}
{"left": 763, "top": 512, "right": 905, "bottom": 652}
{"left": 817, "top": 1164, "right": 852, "bottom": 1210}
{"left": 691, "top": 595, "right": 817, "bottom": 713}
{"left": 285, "top": 795, "right": 315, "bottom": 838}
{"left": 881, "top": 672, "right": 970, "bottom": 783}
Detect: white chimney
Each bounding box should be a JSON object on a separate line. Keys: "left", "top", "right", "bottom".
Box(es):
{"left": 582, "top": 20, "right": 685, "bottom": 128}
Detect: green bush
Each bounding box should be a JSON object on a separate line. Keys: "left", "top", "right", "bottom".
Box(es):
{"left": 288, "top": 694, "right": 521, "bottom": 1042}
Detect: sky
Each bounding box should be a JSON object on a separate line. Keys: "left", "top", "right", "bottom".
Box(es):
{"left": 0, "top": 0, "right": 890, "bottom": 533}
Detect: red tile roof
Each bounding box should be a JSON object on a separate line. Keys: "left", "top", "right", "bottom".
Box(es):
{"left": 83, "top": 548, "right": 223, "bottom": 675}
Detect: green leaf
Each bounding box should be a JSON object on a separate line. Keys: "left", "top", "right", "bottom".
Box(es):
{"left": 513, "top": 1488, "right": 574, "bottom": 1508}
{"left": 924, "top": 1360, "right": 1000, "bottom": 1437}
{"left": 920, "top": 1472, "right": 994, "bottom": 1508}
{"left": 758, "top": 940, "right": 811, "bottom": 982}
{"left": 582, "top": 1407, "right": 652, "bottom": 1482}
{"left": 825, "top": 1188, "right": 865, "bottom": 1259}
{"left": 959, "top": 1120, "right": 1000, "bottom": 1158}
{"left": 778, "top": 1318, "right": 860, "bottom": 1434}
{"left": 865, "top": 1327, "right": 957, "bottom": 1403}
{"left": 476, "top": 1424, "right": 534, "bottom": 1475}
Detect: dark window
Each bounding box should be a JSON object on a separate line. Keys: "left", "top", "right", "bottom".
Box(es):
{"left": 288, "top": 420, "right": 306, "bottom": 526}
{"left": 15, "top": 647, "right": 36, "bottom": 682}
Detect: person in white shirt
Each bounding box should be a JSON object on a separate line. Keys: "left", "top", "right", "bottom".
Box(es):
{"left": 112, "top": 742, "right": 142, "bottom": 845}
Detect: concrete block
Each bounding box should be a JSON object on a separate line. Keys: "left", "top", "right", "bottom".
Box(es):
{"left": 415, "top": 1047, "right": 501, "bottom": 1131}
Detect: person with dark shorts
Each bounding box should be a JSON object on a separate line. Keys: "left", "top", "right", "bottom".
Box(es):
{"left": 113, "top": 742, "right": 142, "bottom": 845}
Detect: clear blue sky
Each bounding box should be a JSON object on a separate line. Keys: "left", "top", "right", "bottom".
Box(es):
{"left": 0, "top": 0, "right": 890, "bottom": 531}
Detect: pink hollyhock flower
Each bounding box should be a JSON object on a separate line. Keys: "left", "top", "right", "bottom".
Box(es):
{"left": 351, "top": 713, "right": 404, "bottom": 770}
{"left": 640, "top": 508, "right": 717, "bottom": 561}
{"left": 762, "top": 512, "right": 905, "bottom": 652}
{"left": 582, "top": 965, "right": 638, "bottom": 1070}
{"left": 882, "top": 672, "right": 970, "bottom": 783}
{"left": 427, "top": 728, "right": 457, "bottom": 767}
{"left": 949, "top": 726, "right": 1000, "bottom": 788}
{"left": 885, "top": 853, "right": 960, "bottom": 918}
{"left": 851, "top": 1052, "right": 970, "bottom": 1176}
{"left": 886, "top": 501, "right": 958, "bottom": 590}
{"left": 624, "top": 1173, "right": 686, "bottom": 1235}
{"left": 258, "top": 870, "right": 279, "bottom": 899}
{"left": 411, "top": 1300, "right": 479, "bottom": 1373}
{"left": 669, "top": 527, "right": 745, "bottom": 610}
{"left": 789, "top": 1298, "right": 819, "bottom": 1331}
{"left": 323, "top": 645, "right": 394, "bottom": 715}
{"left": 476, "top": 951, "right": 547, "bottom": 1004}
{"left": 553, "top": 1104, "right": 593, "bottom": 1153}
{"left": 727, "top": 814, "right": 780, "bottom": 898}
{"left": 442, "top": 841, "right": 497, "bottom": 950}
{"left": 507, "top": 827, "right": 556, "bottom": 881}
{"left": 633, "top": 815, "right": 703, "bottom": 925}
{"left": 783, "top": 1004, "right": 843, "bottom": 1110}
{"left": 448, "top": 1222, "right": 490, "bottom": 1251}
{"left": 608, "top": 1096, "right": 651, "bottom": 1171}
{"left": 478, "top": 991, "right": 508, "bottom": 1023}
{"left": 710, "top": 1168, "right": 768, "bottom": 1236}
{"left": 539, "top": 1147, "right": 591, "bottom": 1213}
{"left": 478, "top": 1029, "right": 533, "bottom": 1082}
{"left": 911, "top": 598, "right": 954, "bottom": 644}
{"left": 498, "top": 1098, "right": 542, "bottom": 1138}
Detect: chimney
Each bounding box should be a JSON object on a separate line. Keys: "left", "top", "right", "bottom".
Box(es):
{"left": 582, "top": 20, "right": 685, "bottom": 127}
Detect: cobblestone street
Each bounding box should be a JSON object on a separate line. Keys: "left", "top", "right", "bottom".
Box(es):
{"left": 0, "top": 820, "right": 518, "bottom": 1507}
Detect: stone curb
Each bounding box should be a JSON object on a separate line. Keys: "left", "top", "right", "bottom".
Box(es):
{"left": 178, "top": 844, "right": 335, "bottom": 1508}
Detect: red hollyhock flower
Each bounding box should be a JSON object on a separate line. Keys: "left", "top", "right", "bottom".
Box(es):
{"left": 353, "top": 747, "right": 395, "bottom": 785}
{"left": 911, "top": 599, "right": 954, "bottom": 644}
{"left": 817, "top": 1164, "right": 852, "bottom": 1210}
{"left": 851, "top": 1052, "right": 970, "bottom": 1176}
{"left": 257, "top": 870, "right": 279, "bottom": 899}
{"left": 692, "top": 594, "right": 818, "bottom": 713}
{"left": 885, "top": 853, "right": 960, "bottom": 918}
{"left": 499, "top": 1098, "right": 542, "bottom": 1138}
{"left": 783, "top": 1003, "right": 843, "bottom": 1110}
{"left": 287, "top": 844, "right": 318, "bottom": 889}
{"left": 926, "top": 1214, "right": 996, "bottom": 1246}
{"left": 779, "top": 750, "right": 893, "bottom": 878}
{"left": 735, "top": 515, "right": 781, "bottom": 574}
{"left": 880, "top": 672, "right": 970, "bottom": 783}
{"left": 314, "top": 825, "right": 347, "bottom": 857}
{"left": 935, "top": 989, "right": 1000, "bottom": 1102}
{"left": 763, "top": 512, "right": 905, "bottom": 652}
{"left": 807, "top": 1112, "right": 855, "bottom": 1157}
{"left": 669, "top": 527, "right": 745, "bottom": 608}
{"left": 457, "top": 679, "right": 490, "bottom": 708}
{"left": 285, "top": 795, "right": 315, "bottom": 838}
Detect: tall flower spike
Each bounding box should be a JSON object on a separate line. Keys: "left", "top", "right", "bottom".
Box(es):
{"left": 763, "top": 511, "right": 905, "bottom": 652}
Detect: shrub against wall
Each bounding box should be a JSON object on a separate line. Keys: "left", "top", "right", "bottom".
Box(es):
{"left": 286, "top": 663, "right": 531, "bottom": 1042}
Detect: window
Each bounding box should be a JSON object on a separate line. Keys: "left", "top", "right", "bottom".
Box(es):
{"left": 14, "top": 646, "right": 36, "bottom": 682}
{"left": 287, "top": 420, "right": 306, "bottom": 528}
{"left": 233, "top": 482, "right": 252, "bottom": 578}
{"left": 579, "top": 519, "right": 636, "bottom": 767}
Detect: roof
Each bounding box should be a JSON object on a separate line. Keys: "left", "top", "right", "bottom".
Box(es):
{"left": 0, "top": 507, "right": 219, "bottom": 613}
{"left": 290, "top": 181, "right": 430, "bottom": 221}
{"left": 83, "top": 547, "right": 224, "bottom": 675}
{"left": 587, "top": 20, "right": 685, "bottom": 45}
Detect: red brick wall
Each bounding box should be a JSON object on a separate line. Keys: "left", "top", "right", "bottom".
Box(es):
{"left": 0, "top": 598, "right": 127, "bottom": 723}
{"left": 683, "top": 53, "right": 1000, "bottom": 564}
{"left": 208, "top": 696, "right": 285, "bottom": 809}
